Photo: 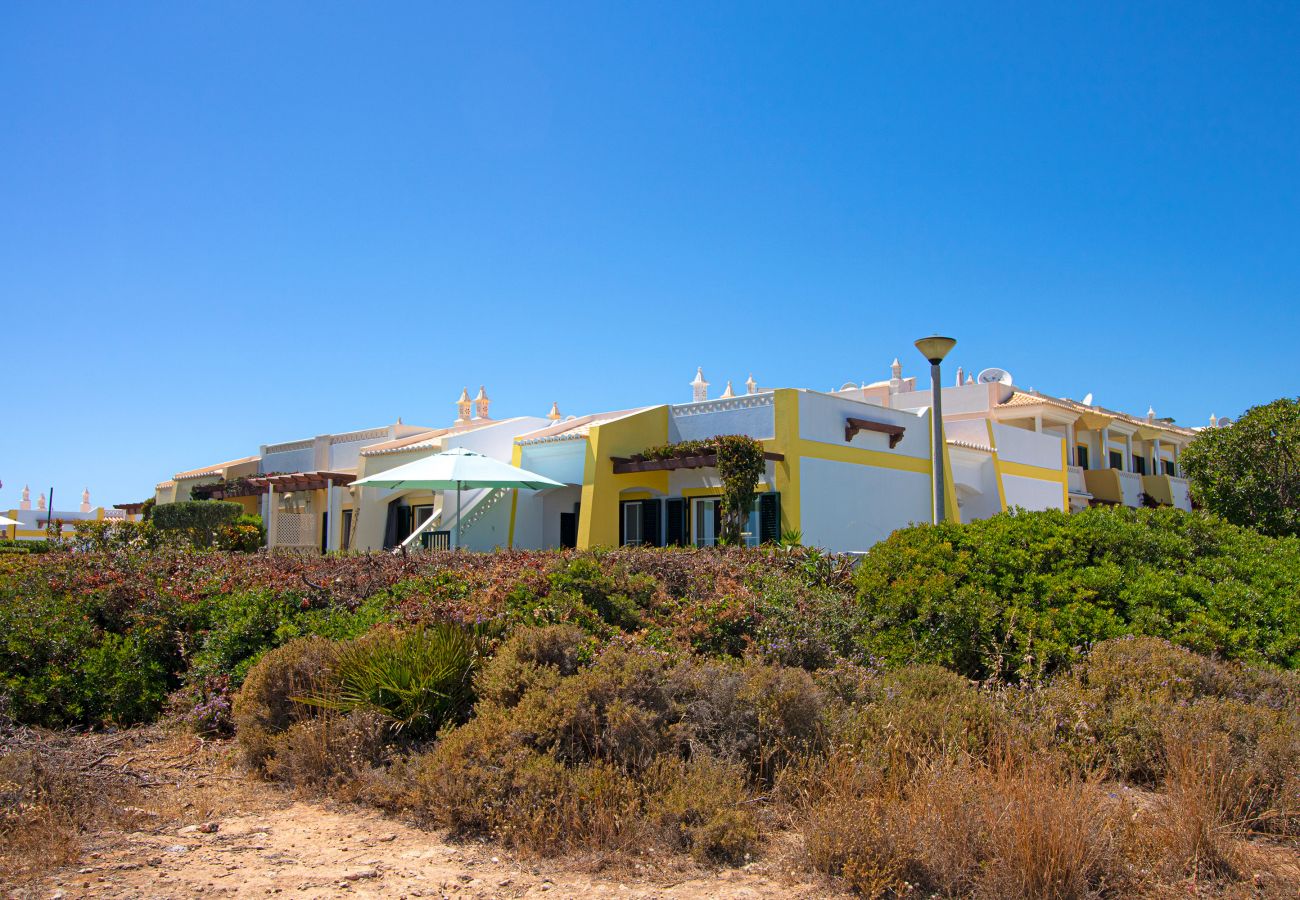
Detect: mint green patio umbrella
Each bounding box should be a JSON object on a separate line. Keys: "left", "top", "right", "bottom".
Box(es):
{"left": 352, "top": 447, "right": 563, "bottom": 549}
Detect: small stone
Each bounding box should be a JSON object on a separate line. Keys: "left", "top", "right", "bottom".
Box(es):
{"left": 540, "top": 884, "right": 553, "bottom": 892}
{"left": 498, "top": 879, "right": 512, "bottom": 887}
{"left": 490, "top": 857, "right": 499, "bottom": 863}
{"left": 164, "top": 844, "right": 190, "bottom": 854}
{"left": 199, "top": 822, "right": 220, "bottom": 833}
{"left": 377, "top": 833, "right": 396, "bottom": 842}
{"left": 178, "top": 825, "right": 200, "bottom": 834}
{"left": 343, "top": 867, "right": 379, "bottom": 881}
{"left": 78, "top": 867, "right": 94, "bottom": 874}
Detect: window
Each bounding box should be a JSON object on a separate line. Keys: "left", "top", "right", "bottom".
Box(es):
{"left": 623, "top": 501, "right": 643, "bottom": 546}
{"left": 619, "top": 499, "right": 660, "bottom": 547}
{"left": 1075, "top": 446, "right": 1089, "bottom": 469}
{"left": 411, "top": 505, "right": 434, "bottom": 537}
{"left": 1109, "top": 450, "right": 1124, "bottom": 470}
{"left": 693, "top": 498, "right": 721, "bottom": 547}
{"left": 1133, "top": 456, "right": 1147, "bottom": 476}
{"left": 341, "top": 509, "right": 353, "bottom": 551}
{"left": 1164, "top": 460, "right": 1178, "bottom": 477}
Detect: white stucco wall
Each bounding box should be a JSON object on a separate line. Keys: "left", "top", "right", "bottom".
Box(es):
{"left": 518, "top": 440, "right": 587, "bottom": 486}
{"left": 798, "top": 456, "right": 931, "bottom": 552}
{"left": 798, "top": 391, "right": 930, "bottom": 459}
{"left": 1002, "top": 474, "right": 1065, "bottom": 512}
{"left": 260, "top": 446, "right": 315, "bottom": 474}
{"left": 991, "top": 423, "right": 1063, "bottom": 469}
{"left": 948, "top": 449, "right": 1002, "bottom": 522}
{"left": 668, "top": 395, "right": 776, "bottom": 442}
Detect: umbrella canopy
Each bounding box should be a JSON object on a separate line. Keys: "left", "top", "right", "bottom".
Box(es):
{"left": 352, "top": 447, "right": 564, "bottom": 548}
{"left": 0, "top": 514, "right": 20, "bottom": 528}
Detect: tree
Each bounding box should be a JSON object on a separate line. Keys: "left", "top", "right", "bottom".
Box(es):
{"left": 1180, "top": 397, "right": 1300, "bottom": 538}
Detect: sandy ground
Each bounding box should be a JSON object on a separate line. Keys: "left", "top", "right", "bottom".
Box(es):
{"left": 23, "top": 733, "right": 847, "bottom": 900}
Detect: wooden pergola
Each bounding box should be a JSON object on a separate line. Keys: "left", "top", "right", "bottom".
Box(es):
{"left": 195, "top": 471, "right": 357, "bottom": 499}
{"left": 610, "top": 451, "right": 784, "bottom": 475}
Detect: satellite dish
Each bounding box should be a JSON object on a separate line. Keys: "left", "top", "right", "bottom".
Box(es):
{"left": 1081, "top": 392, "right": 1094, "bottom": 407}
{"left": 840, "top": 381, "right": 858, "bottom": 392}
{"left": 976, "top": 367, "right": 1014, "bottom": 386}
{"left": 1217, "top": 417, "right": 1234, "bottom": 427}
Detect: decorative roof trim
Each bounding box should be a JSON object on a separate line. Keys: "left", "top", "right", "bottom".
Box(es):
{"left": 670, "top": 392, "right": 774, "bottom": 417}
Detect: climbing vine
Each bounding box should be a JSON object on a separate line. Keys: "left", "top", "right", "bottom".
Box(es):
{"left": 637, "top": 434, "right": 766, "bottom": 545}
{"left": 715, "top": 435, "right": 765, "bottom": 544}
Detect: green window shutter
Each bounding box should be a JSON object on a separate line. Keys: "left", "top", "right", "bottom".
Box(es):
{"left": 642, "top": 499, "right": 661, "bottom": 547}
{"left": 665, "top": 498, "right": 686, "bottom": 546}
{"left": 759, "top": 492, "right": 781, "bottom": 544}
{"left": 618, "top": 501, "right": 627, "bottom": 546}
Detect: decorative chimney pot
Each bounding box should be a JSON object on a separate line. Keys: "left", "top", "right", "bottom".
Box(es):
{"left": 690, "top": 367, "right": 709, "bottom": 402}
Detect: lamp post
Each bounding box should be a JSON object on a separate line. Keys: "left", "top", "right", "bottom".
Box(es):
{"left": 914, "top": 335, "right": 957, "bottom": 524}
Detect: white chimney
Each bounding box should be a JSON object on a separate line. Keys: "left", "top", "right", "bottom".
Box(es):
{"left": 690, "top": 367, "right": 709, "bottom": 402}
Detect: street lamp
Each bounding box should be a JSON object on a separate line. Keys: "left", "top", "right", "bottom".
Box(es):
{"left": 914, "top": 335, "right": 957, "bottom": 524}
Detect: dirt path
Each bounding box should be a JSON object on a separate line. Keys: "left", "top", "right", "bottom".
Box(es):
{"left": 28, "top": 733, "right": 845, "bottom": 900}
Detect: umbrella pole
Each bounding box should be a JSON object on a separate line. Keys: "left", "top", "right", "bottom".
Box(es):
{"left": 455, "top": 481, "right": 462, "bottom": 550}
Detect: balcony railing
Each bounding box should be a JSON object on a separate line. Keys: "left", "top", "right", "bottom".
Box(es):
{"left": 1142, "top": 474, "right": 1193, "bottom": 511}
{"left": 1082, "top": 469, "right": 1145, "bottom": 507}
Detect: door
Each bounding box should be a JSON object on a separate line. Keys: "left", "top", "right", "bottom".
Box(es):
{"left": 559, "top": 512, "right": 577, "bottom": 548}
{"left": 693, "top": 498, "right": 720, "bottom": 546}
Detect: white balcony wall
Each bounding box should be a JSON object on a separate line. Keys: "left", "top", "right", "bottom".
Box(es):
{"left": 991, "top": 422, "right": 1063, "bottom": 469}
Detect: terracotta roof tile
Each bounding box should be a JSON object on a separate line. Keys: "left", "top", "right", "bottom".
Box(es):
{"left": 515, "top": 408, "right": 649, "bottom": 445}
{"left": 173, "top": 456, "right": 260, "bottom": 480}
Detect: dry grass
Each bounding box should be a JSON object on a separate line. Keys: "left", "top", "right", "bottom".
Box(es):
{"left": 0, "top": 725, "right": 150, "bottom": 885}
{"left": 802, "top": 745, "right": 1144, "bottom": 899}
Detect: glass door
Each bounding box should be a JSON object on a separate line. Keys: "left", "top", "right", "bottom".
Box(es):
{"left": 693, "top": 498, "right": 720, "bottom": 546}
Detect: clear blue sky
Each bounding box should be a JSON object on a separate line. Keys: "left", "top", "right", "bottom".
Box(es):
{"left": 3, "top": 2, "right": 1298, "bottom": 506}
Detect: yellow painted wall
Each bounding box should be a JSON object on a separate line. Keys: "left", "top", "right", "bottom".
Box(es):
{"left": 577, "top": 406, "right": 670, "bottom": 548}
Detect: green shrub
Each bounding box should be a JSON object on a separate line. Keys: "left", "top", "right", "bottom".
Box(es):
{"left": 233, "top": 636, "right": 340, "bottom": 768}
{"left": 544, "top": 556, "right": 659, "bottom": 631}
{"left": 215, "top": 514, "right": 265, "bottom": 552}
{"left": 151, "top": 500, "right": 242, "bottom": 547}
{"left": 70, "top": 520, "right": 156, "bottom": 552}
{"left": 0, "top": 539, "right": 52, "bottom": 554}
{"left": 854, "top": 507, "right": 1300, "bottom": 679}
{"left": 307, "top": 624, "right": 484, "bottom": 740}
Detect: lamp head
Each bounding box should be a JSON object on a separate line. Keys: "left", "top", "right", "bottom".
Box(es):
{"left": 914, "top": 335, "right": 957, "bottom": 365}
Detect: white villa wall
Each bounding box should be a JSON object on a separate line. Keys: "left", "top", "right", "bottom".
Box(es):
{"left": 518, "top": 440, "right": 587, "bottom": 487}
{"left": 1003, "top": 474, "right": 1066, "bottom": 511}
{"left": 260, "top": 445, "right": 315, "bottom": 474}
{"left": 668, "top": 394, "right": 776, "bottom": 442}
{"left": 891, "top": 382, "right": 1000, "bottom": 416}
{"left": 798, "top": 391, "right": 929, "bottom": 459}
{"left": 949, "top": 450, "right": 1002, "bottom": 522}
{"left": 990, "top": 423, "right": 1063, "bottom": 469}
{"left": 799, "top": 457, "right": 931, "bottom": 552}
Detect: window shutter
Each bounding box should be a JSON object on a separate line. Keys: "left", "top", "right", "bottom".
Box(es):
{"left": 642, "top": 499, "right": 661, "bottom": 547}
{"left": 759, "top": 492, "right": 781, "bottom": 544}
{"left": 618, "top": 501, "right": 626, "bottom": 546}
{"left": 665, "top": 498, "right": 685, "bottom": 546}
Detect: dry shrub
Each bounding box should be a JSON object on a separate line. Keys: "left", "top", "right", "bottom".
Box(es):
{"left": 802, "top": 747, "right": 1141, "bottom": 899}
{"left": 0, "top": 731, "right": 151, "bottom": 884}
{"left": 233, "top": 636, "right": 339, "bottom": 768}
{"left": 264, "top": 708, "right": 391, "bottom": 796}
{"left": 836, "top": 664, "right": 1009, "bottom": 771}
{"left": 1042, "top": 636, "right": 1300, "bottom": 785}
{"left": 475, "top": 624, "right": 591, "bottom": 707}
{"left": 669, "top": 658, "right": 825, "bottom": 782}
{"left": 643, "top": 755, "right": 759, "bottom": 863}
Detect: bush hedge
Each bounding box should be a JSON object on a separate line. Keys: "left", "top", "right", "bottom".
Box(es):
{"left": 151, "top": 500, "right": 243, "bottom": 547}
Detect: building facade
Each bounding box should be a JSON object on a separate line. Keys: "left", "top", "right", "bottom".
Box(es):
{"left": 143, "top": 358, "right": 1211, "bottom": 554}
